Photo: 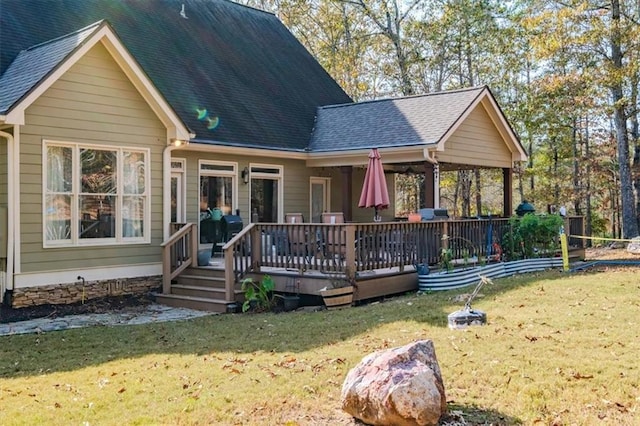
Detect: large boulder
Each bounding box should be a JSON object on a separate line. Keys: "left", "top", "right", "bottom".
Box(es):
{"left": 341, "top": 340, "right": 446, "bottom": 426}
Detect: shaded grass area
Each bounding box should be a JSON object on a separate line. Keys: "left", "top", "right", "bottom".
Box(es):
{"left": 1, "top": 268, "right": 639, "bottom": 425}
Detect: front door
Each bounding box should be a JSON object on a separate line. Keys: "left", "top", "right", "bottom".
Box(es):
{"left": 249, "top": 164, "right": 283, "bottom": 223}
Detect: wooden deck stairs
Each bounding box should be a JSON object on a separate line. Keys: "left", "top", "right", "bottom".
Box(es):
{"left": 154, "top": 266, "right": 243, "bottom": 313}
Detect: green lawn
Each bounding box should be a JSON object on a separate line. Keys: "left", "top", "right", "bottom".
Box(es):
{"left": 1, "top": 268, "right": 639, "bottom": 425}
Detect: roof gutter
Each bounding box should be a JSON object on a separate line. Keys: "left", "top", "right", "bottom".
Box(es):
{"left": 0, "top": 129, "right": 15, "bottom": 299}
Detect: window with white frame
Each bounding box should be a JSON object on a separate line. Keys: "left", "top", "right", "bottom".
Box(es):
{"left": 43, "top": 141, "right": 150, "bottom": 246}
{"left": 199, "top": 161, "right": 237, "bottom": 215}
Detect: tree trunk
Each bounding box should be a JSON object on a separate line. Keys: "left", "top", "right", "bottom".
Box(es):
{"left": 572, "top": 120, "right": 582, "bottom": 215}
{"left": 631, "top": 68, "right": 640, "bottom": 232}
{"left": 584, "top": 116, "right": 592, "bottom": 246}
{"left": 611, "top": 0, "right": 638, "bottom": 238}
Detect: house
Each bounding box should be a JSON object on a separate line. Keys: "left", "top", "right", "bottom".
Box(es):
{"left": 0, "top": 0, "right": 527, "bottom": 309}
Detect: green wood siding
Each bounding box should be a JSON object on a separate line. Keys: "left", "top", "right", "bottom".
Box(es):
{"left": 19, "top": 43, "right": 166, "bottom": 273}
{"left": 437, "top": 105, "right": 512, "bottom": 168}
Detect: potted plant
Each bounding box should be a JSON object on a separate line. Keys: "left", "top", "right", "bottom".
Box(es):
{"left": 241, "top": 275, "right": 275, "bottom": 312}
{"left": 319, "top": 271, "right": 355, "bottom": 310}
{"left": 274, "top": 277, "right": 301, "bottom": 312}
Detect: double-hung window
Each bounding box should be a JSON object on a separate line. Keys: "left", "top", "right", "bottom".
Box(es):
{"left": 43, "top": 141, "right": 150, "bottom": 247}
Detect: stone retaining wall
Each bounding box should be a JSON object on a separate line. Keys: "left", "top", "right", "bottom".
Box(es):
{"left": 10, "top": 276, "right": 162, "bottom": 308}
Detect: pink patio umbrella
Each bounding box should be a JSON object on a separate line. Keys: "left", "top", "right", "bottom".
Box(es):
{"left": 358, "top": 148, "right": 390, "bottom": 221}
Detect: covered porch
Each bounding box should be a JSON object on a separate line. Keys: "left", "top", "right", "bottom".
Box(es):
{"left": 306, "top": 86, "right": 525, "bottom": 223}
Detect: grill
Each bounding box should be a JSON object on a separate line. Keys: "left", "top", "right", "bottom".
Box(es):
{"left": 221, "top": 215, "right": 243, "bottom": 241}
{"left": 419, "top": 208, "right": 449, "bottom": 221}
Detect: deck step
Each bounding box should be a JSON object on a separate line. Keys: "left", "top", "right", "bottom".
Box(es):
{"left": 181, "top": 267, "right": 226, "bottom": 278}
{"left": 171, "top": 284, "right": 242, "bottom": 299}
{"left": 153, "top": 293, "right": 235, "bottom": 313}
{"left": 175, "top": 274, "right": 226, "bottom": 287}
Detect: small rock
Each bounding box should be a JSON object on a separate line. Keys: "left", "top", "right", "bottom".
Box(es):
{"left": 341, "top": 340, "right": 446, "bottom": 426}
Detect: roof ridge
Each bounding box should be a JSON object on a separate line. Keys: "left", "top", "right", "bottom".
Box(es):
{"left": 24, "top": 20, "right": 104, "bottom": 52}
{"left": 319, "top": 86, "right": 487, "bottom": 110}
{"left": 216, "top": 0, "right": 277, "bottom": 17}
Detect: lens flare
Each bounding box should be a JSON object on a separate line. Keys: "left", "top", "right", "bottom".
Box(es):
{"left": 196, "top": 108, "right": 207, "bottom": 120}
{"left": 207, "top": 116, "right": 220, "bottom": 130}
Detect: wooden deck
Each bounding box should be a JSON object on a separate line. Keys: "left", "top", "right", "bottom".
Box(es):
{"left": 158, "top": 217, "right": 586, "bottom": 312}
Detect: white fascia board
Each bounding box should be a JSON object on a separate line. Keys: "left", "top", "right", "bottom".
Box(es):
{"left": 99, "top": 30, "right": 191, "bottom": 141}
{"left": 479, "top": 95, "right": 528, "bottom": 162}
{"left": 306, "top": 145, "right": 430, "bottom": 167}
{"left": 4, "top": 110, "right": 24, "bottom": 125}
{"left": 3, "top": 24, "right": 191, "bottom": 141}
{"left": 434, "top": 88, "right": 527, "bottom": 163}
{"left": 435, "top": 89, "right": 487, "bottom": 152}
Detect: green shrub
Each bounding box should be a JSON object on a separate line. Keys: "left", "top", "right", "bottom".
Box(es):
{"left": 502, "top": 214, "right": 564, "bottom": 260}
{"left": 241, "top": 275, "right": 275, "bottom": 312}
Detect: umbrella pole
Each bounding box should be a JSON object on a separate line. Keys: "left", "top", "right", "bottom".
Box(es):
{"left": 374, "top": 207, "right": 381, "bottom": 222}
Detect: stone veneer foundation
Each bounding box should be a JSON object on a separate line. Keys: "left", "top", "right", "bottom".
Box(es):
{"left": 10, "top": 276, "right": 162, "bottom": 308}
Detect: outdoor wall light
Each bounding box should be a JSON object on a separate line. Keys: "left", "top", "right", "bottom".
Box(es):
{"left": 241, "top": 166, "right": 249, "bottom": 184}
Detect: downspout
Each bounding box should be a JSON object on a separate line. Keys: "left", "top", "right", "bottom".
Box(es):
{"left": 0, "top": 129, "right": 15, "bottom": 301}
{"left": 424, "top": 149, "right": 440, "bottom": 209}
{"left": 162, "top": 139, "right": 188, "bottom": 241}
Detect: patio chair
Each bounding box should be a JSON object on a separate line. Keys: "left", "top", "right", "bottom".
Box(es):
{"left": 285, "top": 213, "right": 311, "bottom": 264}
{"left": 321, "top": 212, "right": 347, "bottom": 261}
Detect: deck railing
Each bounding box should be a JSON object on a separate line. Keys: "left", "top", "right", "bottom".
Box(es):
{"left": 251, "top": 216, "right": 584, "bottom": 279}
{"left": 252, "top": 219, "right": 510, "bottom": 278}
{"left": 160, "top": 223, "right": 198, "bottom": 293}
{"left": 221, "top": 223, "right": 255, "bottom": 301}
{"left": 162, "top": 216, "right": 585, "bottom": 298}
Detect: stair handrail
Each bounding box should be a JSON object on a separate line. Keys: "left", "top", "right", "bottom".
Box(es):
{"left": 160, "top": 223, "right": 198, "bottom": 293}
{"left": 222, "top": 223, "right": 256, "bottom": 301}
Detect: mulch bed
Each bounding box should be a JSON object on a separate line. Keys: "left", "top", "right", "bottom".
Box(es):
{"left": 0, "top": 294, "right": 155, "bottom": 324}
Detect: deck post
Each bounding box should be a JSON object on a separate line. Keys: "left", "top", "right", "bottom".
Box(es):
{"left": 345, "top": 224, "right": 356, "bottom": 281}
{"left": 162, "top": 243, "right": 171, "bottom": 294}
{"left": 442, "top": 221, "right": 449, "bottom": 251}
{"left": 423, "top": 162, "right": 435, "bottom": 208}
{"left": 503, "top": 168, "right": 513, "bottom": 217}
{"left": 190, "top": 223, "right": 198, "bottom": 267}
{"left": 251, "top": 226, "right": 262, "bottom": 271}
{"left": 224, "top": 249, "right": 235, "bottom": 301}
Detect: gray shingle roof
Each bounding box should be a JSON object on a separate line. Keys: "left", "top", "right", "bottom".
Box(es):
{"left": 309, "top": 87, "right": 486, "bottom": 152}
{"left": 0, "top": 22, "right": 101, "bottom": 114}
{"left": 0, "top": 0, "right": 352, "bottom": 150}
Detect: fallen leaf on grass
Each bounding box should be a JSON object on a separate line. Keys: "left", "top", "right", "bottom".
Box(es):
{"left": 572, "top": 372, "right": 594, "bottom": 379}
{"left": 259, "top": 367, "right": 279, "bottom": 378}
